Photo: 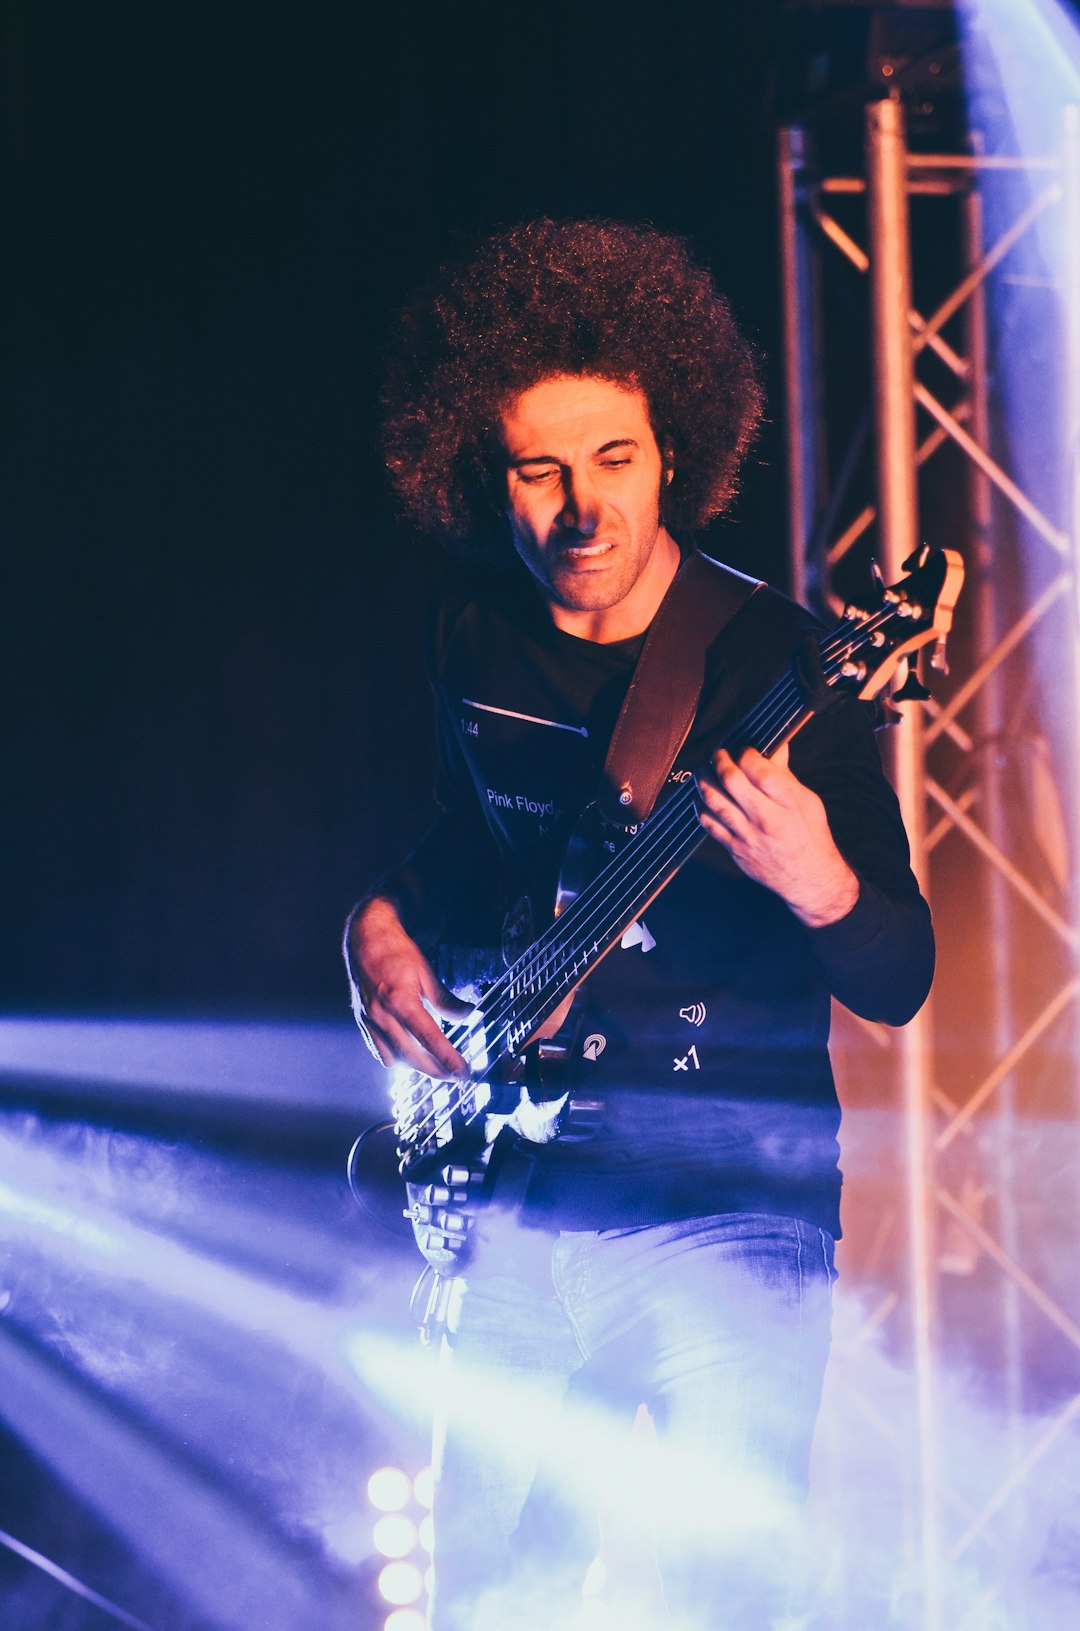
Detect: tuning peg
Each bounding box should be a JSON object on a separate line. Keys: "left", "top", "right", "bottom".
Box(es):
{"left": 847, "top": 559, "right": 887, "bottom": 618}
{"left": 891, "top": 657, "right": 931, "bottom": 703}
{"left": 902, "top": 543, "right": 931, "bottom": 572}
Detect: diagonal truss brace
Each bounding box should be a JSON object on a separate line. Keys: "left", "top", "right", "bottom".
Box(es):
{"left": 806, "top": 171, "right": 1067, "bottom": 566}
{"left": 936, "top": 976, "right": 1080, "bottom": 1151}
{"left": 926, "top": 778, "right": 1077, "bottom": 946}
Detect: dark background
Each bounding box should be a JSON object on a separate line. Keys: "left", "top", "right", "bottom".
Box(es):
{"left": 8, "top": 11, "right": 1080, "bottom": 1630}
{"left": 3, "top": 0, "right": 792, "bottom": 1019}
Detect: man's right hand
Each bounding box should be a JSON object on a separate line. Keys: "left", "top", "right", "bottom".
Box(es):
{"left": 345, "top": 896, "right": 472, "bottom": 1079}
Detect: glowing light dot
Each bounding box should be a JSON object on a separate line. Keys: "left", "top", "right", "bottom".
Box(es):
{"left": 373, "top": 1514, "right": 418, "bottom": 1559}
{"left": 368, "top": 1467, "right": 412, "bottom": 1512}
{"left": 413, "top": 1465, "right": 434, "bottom": 1508}
{"left": 418, "top": 1513, "right": 434, "bottom": 1554}
{"left": 378, "top": 1561, "right": 424, "bottom": 1606}
{"left": 384, "top": 1612, "right": 427, "bottom": 1631}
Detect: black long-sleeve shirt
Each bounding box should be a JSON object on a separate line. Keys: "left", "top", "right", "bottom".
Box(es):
{"left": 375, "top": 558, "right": 934, "bottom": 1239}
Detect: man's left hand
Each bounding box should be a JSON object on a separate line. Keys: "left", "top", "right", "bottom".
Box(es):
{"left": 696, "top": 745, "right": 859, "bottom": 928}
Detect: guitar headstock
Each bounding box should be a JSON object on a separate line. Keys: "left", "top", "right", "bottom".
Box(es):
{"left": 836, "top": 546, "right": 964, "bottom": 703}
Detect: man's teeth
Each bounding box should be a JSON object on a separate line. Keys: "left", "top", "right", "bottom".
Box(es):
{"left": 562, "top": 543, "right": 612, "bottom": 558}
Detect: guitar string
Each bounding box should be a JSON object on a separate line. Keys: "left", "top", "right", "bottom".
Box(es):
{"left": 398, "top": 605, "right": 904, "bottom": 1154}
{"left": 396, "top": 608, "right": 897, "bottom": 1154}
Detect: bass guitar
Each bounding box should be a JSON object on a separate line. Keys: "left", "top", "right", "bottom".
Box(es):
{"left": 349, "top": 546, "right": 963, "bottom": 1277}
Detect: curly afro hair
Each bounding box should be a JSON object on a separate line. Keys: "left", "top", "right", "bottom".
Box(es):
{"left": 382, "top": 218, "right": 764, "bottom": 557}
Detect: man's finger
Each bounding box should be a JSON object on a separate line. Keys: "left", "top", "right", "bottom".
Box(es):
{"left": 380, "top": 1008, "right": 468, "bottom": 1080}
{"left": 697, "top": 775, "right": 747, "bottom": 831}
{"left": 357, "top": 1014, "right": 395, "bottom": 1069}
{"left": 702, "top": 749, "right": 762, "bottom": 819}
{"left": 733, "top": 745, "right": 795, "bottom": 798}
{"left": 398, "top": 1017, "right": 466, "bottom": 1082}
{"left": 730, "top": 743, "right": 783, "bottom": 786}
{"left": 403, "top": 1000, "right": 470, "bottom": 1077}
{"left": 364, "top": 977, "right": 469, "bottom": 1076}
{"left": 421, "top": 971, "right": 474, "bottom": 1024}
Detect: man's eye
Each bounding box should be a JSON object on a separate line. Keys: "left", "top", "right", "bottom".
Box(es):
{"left": 518, "top": 469, "right": 558, "bottom": 484}
{"left": 600, "top": 459, "right": 631, "bottom": 470}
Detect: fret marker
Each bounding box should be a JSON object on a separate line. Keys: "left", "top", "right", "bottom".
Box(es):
{"left": 621, "top": 920, "right": 656, "bottom": 953}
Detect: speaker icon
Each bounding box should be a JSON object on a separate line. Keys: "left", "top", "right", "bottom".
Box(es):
{"left": 679, "top": 1003, "right": 706, "bottom": 1028}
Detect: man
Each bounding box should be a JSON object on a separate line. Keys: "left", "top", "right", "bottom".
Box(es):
{"left": 346, "top": 219, "right": 933, "bottom": 1630}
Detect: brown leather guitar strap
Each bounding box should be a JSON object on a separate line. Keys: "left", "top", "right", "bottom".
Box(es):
{"left": 597, "top": 550, "right": 762, "bottom": 826}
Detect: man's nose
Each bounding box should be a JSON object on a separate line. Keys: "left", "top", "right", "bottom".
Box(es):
{"left": 556, "top": 471, "right": 600, "bottom": 535}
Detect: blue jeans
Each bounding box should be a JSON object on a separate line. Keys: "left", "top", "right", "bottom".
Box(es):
{"left": 430, "top": 1212, "right": 836, "bottom": 1631}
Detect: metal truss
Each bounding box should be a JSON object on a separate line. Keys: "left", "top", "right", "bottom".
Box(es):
{"left": 779, "top": 97, "right": 1080, "bottom": 1628}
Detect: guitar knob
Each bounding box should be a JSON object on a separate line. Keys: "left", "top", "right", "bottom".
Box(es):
{"left": 444, "top": 1165, "right": 482, "bottom": 1186}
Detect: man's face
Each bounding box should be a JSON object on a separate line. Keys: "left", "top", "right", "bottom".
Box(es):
{"left": 498, "top": 374, "right": 675, "bottom": 639}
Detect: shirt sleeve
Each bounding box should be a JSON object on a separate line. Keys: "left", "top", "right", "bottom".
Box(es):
{"left": 788, "top": 697, "right": 935, "bottom": 1025}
